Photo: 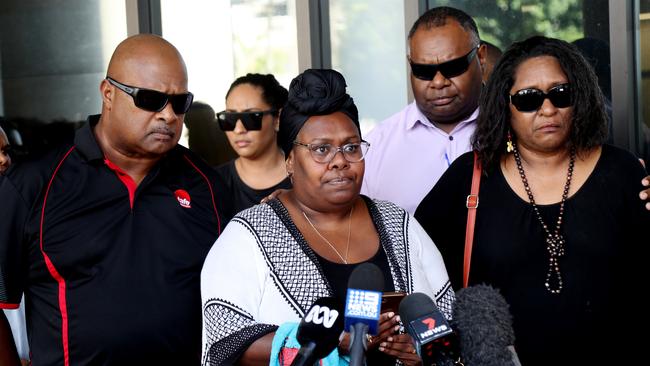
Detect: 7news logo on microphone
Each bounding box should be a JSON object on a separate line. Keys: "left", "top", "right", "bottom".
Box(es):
{"left": 410, "top": 312, "right": 453, "bottom": 343}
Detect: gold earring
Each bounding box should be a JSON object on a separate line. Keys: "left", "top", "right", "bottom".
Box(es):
{"left": 506, "top": 130, "right": 514, "bottom": 153}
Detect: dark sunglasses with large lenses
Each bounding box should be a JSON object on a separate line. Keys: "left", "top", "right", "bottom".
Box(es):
{"left": 409, "top": 45, "right": 479, "bottom": 80}
{"left": 106, "top": 77, "right": 194, "bottom": 114}
{"left": 216, "top": 110, "right": 277, "bottom": 131}
{"left": 510, "top": 83, "right": 572, "bottom": 112}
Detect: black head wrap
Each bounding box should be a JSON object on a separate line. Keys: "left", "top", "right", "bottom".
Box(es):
{"left": 279, "top": 69, "right": 360, "bottom": 156}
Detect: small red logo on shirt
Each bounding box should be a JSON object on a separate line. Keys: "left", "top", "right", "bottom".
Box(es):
{"left": 174, "top": 189, "right": 191, "bottom": 208}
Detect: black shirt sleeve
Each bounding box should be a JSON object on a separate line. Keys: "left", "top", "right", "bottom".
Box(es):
{"left": 0, "top": 175, "right": 29, "bottom": 307}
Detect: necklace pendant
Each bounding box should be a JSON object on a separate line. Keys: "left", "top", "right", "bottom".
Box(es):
{"left": 514, "top": 145, "right": 574, "bottom": 294}
{"left": 545, "top": 262, "right": 563, "bottom": 294}
{"left": 546, "top": 237, "right": 558, "bottom": 253}
{"left": 546, "top": 235, "right": 555, "bottom": 246}
{"left": 546, "top": 235, "right": 565, "bottom": 255}
{"left": 555, "top": 235, "right": 566, "bottom": 256}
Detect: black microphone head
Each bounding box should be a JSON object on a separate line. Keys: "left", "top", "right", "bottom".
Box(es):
{"left": 399, "top": 292, "right": 457, "bottom": 365}
{"left": 398, "top": 292, "right": 436, "bottom": 324}
{"left": 296, "top": 297, "right": 344, "bottom": 359}
{"left": 347, "top": 262, "right": 384, "bottom": 291}
{"left": 452, "top": 284, "right": 516, "bottom": 366}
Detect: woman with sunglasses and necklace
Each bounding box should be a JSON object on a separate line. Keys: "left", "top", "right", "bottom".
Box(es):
{"left": 201, "top": 69, "right": 454, "bottom": 366}
{"left": 415, "top": 36, "right": 649, "bottom": 365}
{"left": 215, "top": 73, "right": 292, "bottom": 214}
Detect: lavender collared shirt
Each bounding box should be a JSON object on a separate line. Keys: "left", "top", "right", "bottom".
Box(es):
{"left": 361, "top": 102, "right": 478, "bottom": 214}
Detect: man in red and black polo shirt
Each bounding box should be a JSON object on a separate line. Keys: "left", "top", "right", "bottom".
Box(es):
{"left": 0, "top": 34, "right": 232, "bottom": 365}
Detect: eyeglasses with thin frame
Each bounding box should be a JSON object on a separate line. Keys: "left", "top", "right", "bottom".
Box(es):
{"left": 216, "top": 110, "right": 277, "bottom": 131}
{"left": 409, "top": 45, "right": 480, "bottom": 81}
{"left": 510, "top": 83, "right": 572, "bottom": 112}
{"left": 293, "top": 141, "right": 370, "bottom": 163}
{"left": 106, "top": 77, "right": 194, "bottom": 114}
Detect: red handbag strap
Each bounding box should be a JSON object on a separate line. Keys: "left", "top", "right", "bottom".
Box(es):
{"left": 463, "top": 151, "right": 481, "bottom": 288}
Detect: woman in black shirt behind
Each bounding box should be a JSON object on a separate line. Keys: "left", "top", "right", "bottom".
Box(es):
{"left": 415, "top": 36, "right": 649, "bottom": 365}
{"left": 215, "top": 73, "right": 291, "bottom": 213}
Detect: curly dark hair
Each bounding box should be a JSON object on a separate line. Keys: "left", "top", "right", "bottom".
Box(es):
{"left": 472, "top": 36, "right": 608, "bottom": 170}
{"left": 225, "top": 73, "right": 288, "bottom": 115}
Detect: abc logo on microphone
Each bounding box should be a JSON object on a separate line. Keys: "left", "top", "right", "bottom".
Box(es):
{"left": 304, "top": 304, "right": 340, "bottom": 329}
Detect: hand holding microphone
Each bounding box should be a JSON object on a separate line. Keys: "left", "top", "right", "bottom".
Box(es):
{"left": 338, "top": 312, "right": 400, "bottom": 352}
{"left": 344, "top": 263, "right": 384, "bottom": 366}
{"left": 290, "top": 297, "right": 344, "bottom": 366}
{"left": 343, "top": 263, "right": 414, "bottom": 365}
{"left": 376, "top": 332, "right": 422, "bottom": 366}
{"left": 399, "top": 292, "right": 459, "bottom": 366}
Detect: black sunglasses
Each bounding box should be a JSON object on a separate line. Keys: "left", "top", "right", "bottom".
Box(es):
{"left": 409, "top": 45, "right": 480, "bottom": 80}
{"left": 106, "top": 77, "right": 194, "bottom": 114}
{"left": 510, "top": 83, "right": 572, "bottom": 112}
{"left": 216, "top": 110, "right": 277, "bottom": 131}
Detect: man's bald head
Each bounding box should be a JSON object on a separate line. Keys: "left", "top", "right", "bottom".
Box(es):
{"left": 97, "top": 35, "right": 190, "bottom": 166}
{"left": 107, "top": 34, "right": 187, "bottom": 84}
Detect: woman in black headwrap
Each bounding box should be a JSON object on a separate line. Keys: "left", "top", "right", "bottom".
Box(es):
{"left": 200, "top": 69, "right": 454, "bottom": 366}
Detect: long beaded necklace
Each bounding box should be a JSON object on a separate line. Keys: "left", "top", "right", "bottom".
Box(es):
{"left": 302, "top": 205, "right": 354, "bottom": 264}
{"left": 512, "top": 144, "right": 575, "bottom": 294}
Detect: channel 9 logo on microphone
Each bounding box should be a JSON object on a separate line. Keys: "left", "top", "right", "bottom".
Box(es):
{"left": 345, "top": 289, "right": 381, "bottom": 319}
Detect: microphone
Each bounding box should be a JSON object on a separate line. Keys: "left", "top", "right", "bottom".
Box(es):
{"left": 290, "top": 297, "right": 345, "bottom": 366}
{"left": 451, "top": 285, "right": 521, "bottom": 366}
{"left": 400, "top": 287, "right": 521, "bottom": 366}
{"left": 399, "top": 292, "right": 460, "bottom": 366}
{"left": 344, "top": 263, "right": 384, "bottom": 366}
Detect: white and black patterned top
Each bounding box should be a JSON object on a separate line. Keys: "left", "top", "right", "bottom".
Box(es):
{"left": 200, "top": 196, "right": 454, "bottom": 365}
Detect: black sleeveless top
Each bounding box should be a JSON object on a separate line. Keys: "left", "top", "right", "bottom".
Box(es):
{"left": 314, "top": 244, "right": 395, "bottom": 302}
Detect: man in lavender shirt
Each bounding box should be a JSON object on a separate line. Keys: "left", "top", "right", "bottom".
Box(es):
{"left": 362, "top": 7, "right": 486, "bottom": 214}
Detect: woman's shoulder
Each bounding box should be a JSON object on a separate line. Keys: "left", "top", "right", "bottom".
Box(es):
{"left": 601, "top": 144, "right": 645, "bottom": 168}
{"left": 441, "top": 150, "right": 477, "bottom": 183}
{"left": 453, "top": 150, "right": 477, "bottom": 166}
{"left": 231, "top": 199, "right": 299, "bottom": 238}
{"left": 213, "top": 202, "right": 284, "bottom": 254}
{"left": 233, "top": 200, "right": 278, "bottom": 222}
{"left": 364, "top": 195, "right": 409, "bottom": 219}
{"left": 417, "top": 151, "right": 476, "bottom": 209}
{"left": 596, "top": 144, "right": 646, "bottom": 181}
{"left": 214, "top": 159, "right": 236, "bottom": 177}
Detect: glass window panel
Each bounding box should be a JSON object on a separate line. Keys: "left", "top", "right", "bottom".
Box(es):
{"left": 428, "top": 0, "right": 615, "bottom": 141}
{"left": 0, "top": 0, "right": 127, "bottom": 122}
{"left": 429, "top": 0, "right": 610, "bottom": 92}
{"left": 160, "top": 0, "right": 299, "bottom": 146}
{"left": 329, "top": 0, "right": 409, "bottom": 135}
{"left": 639, "top": 1, "right": 650, "bottom": 163}
{"left": 429, "top": 0, "right": 593, "bottom": 48}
